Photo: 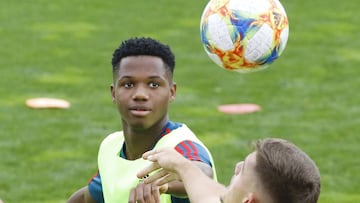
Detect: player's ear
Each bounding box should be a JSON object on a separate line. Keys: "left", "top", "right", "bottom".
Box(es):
{"left": 110, "top": 84, "right": 115, "bottom": 103}
{"left": 169, "top": 82, "right": 176, "bottom": 102}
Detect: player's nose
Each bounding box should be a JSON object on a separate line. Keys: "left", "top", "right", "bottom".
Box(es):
{"left": 234, "top": 161, "right": 244, "bottom": 175}
{"left": 132, "top": 85, "right": 149, "bottom": 101}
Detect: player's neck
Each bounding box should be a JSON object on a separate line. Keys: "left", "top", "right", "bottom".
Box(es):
{"left": 123, "top": 141, "right": 154, "bottom": 160}
{"left": 122, "top": 120, "right": 167, "bottom": 160}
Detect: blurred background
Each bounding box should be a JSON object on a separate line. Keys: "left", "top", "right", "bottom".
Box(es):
{"left": 0, "top": 0, "right": 359, "bottom": 202}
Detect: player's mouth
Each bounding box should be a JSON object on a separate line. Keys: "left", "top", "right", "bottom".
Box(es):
{"left": 129, "top": 106, "right": 151, "bottom": 116}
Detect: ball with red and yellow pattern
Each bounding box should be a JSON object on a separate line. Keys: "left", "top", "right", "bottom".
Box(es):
{"left": 200, "top": 0, "right": 289, "bottom": 73}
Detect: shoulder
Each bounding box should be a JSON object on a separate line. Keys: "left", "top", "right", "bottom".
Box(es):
{"left": 103, "top": 131, "right": 123, "bottom": 141}
{"left": 100, "top": 131, "right": 124, "bottom": 146}
{"left": 175, "top": 140, "right": 212, "bottom": 166}
{"left": 98, "top": 131, "right": 124, "bottom": 157}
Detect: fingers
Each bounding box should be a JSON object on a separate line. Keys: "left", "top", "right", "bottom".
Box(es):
{"left": 128, "top": 182, "right": 161, "bottom": 203}
{"left": 143, "top": 169, "right": 178, "bottom": 187}
{"left": 129, "top": 187, "right": 137, "bottom": 203}
{"left": 142, "top": 148, "right": 172, "bottom": 161}
{"left": 143, "top": 169, "right": 168, "bottom": 184}
{"left": 137, "top": 162, "right": 161, "bottom": 179}
{"left": 155, "top": 173, "right": 178, "bottom": 186}
{"left": 151, "top": 182, "right": 161, "bottom": 203}
{"left": 142, "top": 149, "right": 159, "bottom": 160}
{"left": 137, "top": 149, "right": 163, "bottom": 179}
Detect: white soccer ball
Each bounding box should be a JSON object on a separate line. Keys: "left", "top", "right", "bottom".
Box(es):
{"left": 200, "top": 0, "right": 289, "bottom": 73}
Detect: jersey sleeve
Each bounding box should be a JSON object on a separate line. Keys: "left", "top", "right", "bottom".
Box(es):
{"left": 174, "top": 140, "right": 212, "bottom": 167}
{"left": 88, "top": 171, "right": 104, "bottom": 203}
{"left": 172, "top": 140, "right": 213, "bottom": 203}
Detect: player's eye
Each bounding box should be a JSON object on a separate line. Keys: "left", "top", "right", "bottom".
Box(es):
{"left": 123, "top": 82, "right": 134, "bottom": 88}
{"left": 149, "top": 82, "right": 160, "bottom": 88}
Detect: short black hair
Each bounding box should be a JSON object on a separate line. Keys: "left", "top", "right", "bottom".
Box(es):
{"left": 111, "top": 37, "right": 175, "bottom": 76}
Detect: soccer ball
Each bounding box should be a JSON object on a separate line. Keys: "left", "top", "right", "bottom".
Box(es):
{"left": 200, "top": 0, "right": 289, "bottom": 73}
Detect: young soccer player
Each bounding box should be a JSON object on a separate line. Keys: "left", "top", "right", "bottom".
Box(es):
{"left": 67, "top": 37, "right": 216, "bottom": 203}
{"left": 138, "top": 138, "right": 321, "bottom": 203}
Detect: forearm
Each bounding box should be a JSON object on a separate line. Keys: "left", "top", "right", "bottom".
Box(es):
{"left": 166, "top": 181, "right": 187, "bottom": 198}
{"left": 166, "top": 161, "right": 214, "bottom": 198}
{"left": 175, "top": 161, "right": 226, "bottom": 203}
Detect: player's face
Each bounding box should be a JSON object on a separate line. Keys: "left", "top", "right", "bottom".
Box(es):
{"left": 111, "top": 55, "right": 176, "bottom": 130}
{"left": 228, "top": 152, "right": 259, "bottom": 198}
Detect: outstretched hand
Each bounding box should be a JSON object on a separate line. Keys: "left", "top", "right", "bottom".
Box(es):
{"left": 138, "top": 148, "right": 224, "bottom": 203}
{"left": 137, "top": 148, "right": 188, "bottom": 186}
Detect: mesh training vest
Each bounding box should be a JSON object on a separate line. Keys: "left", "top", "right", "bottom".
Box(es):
{"left": 98, "top": 124, "right": 217, "bottom": 203}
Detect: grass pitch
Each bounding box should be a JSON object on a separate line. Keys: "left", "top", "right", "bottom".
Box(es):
{"left": 0, "top": 0, "right": 359, "bottom": 202}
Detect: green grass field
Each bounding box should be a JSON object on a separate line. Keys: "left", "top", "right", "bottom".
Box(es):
{"left": 0, "top": 0, "right": 359, "bottom": 202}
